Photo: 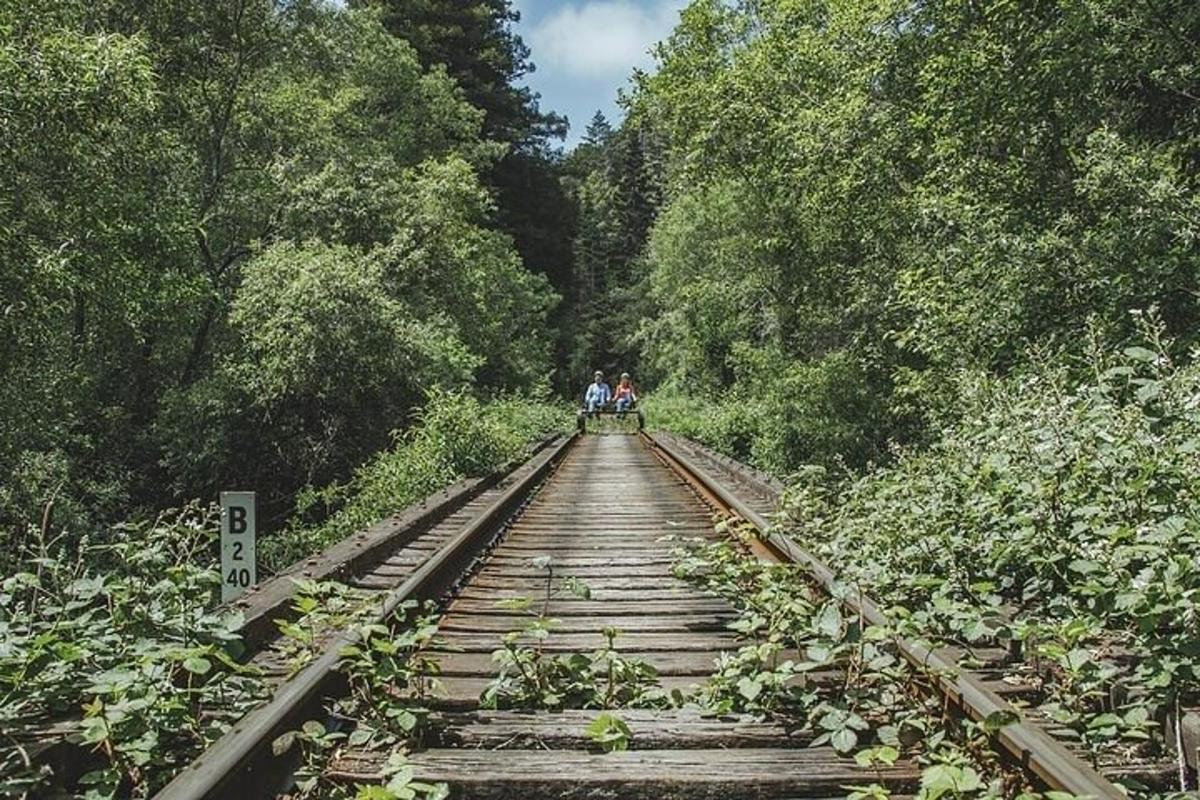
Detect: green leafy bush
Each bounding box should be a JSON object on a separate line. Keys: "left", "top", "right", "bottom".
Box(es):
{"left": 643, "top": 346, "right": 900, "bottom": 474}
{"left": 0, "top": 505, "right": 262, "bottom": 798}
{"left": 619, "top": 0, "right": 1200, "bottom": 474}
{"left": 780, "top": 337, "right": 1200, "bottom": 758}
{"left": 262, "top": 391, "right": 568, "bottom": 570}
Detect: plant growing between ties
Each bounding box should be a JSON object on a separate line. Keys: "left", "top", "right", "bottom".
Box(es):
{"left": 482, "top": 556, "right": 668, "bottom": 710}
{"left": 338, "top": 604, "right": 445, "bottom": 748}
{"left": 586, "top": 711, "right": 633, "bottom": 753}
{"left": 671, "top": 534, "right": 1064, "bottom": 799}
{"left": 273, "top": 579, "right": 377, "bottom": 675}
{"left": 275, "top": 601, "right": 448, "bottom": 800}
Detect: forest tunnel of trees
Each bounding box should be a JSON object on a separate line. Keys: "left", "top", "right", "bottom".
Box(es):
{"left": 3, "top": 0, "right": 1200, "bottom": 794}
{"left": 5, "top": 0, "right": 1198, "bottom": 541}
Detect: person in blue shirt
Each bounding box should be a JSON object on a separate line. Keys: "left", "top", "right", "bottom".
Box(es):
{"left": 583, "top": 371, "right": 612, "bottom": 418}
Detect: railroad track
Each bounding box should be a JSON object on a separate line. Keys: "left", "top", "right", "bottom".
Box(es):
{"left": 148, "top": 431, "right": 1174, "bottom": 799}
{"left": 24, "top": 436, "right": 565, "bottom": 791}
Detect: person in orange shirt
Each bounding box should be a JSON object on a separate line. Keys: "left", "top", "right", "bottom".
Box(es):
{"left": 613, "top": 372, "right": 638, "bottom": 419}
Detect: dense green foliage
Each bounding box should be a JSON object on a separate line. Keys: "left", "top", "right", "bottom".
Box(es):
{"left": 560, "top": 112, "right": 663, "bottom": 387}
{"left": 673, "top": 534, "right": 1021, "bottom": 790}
{"left": 365, "top": 0, "right": 578, "bottom": 352}
{"left": 781, "top": 336, "right": 1200, "bottom": 767}
{"left": 0, "top": 394, "right": 563, "bottom": 797}
{"left": 0, "top": 506, "right": 262, "bottom": 796}
{"left": 1, "top": 7, "right": 572, "bottom": 788}
{"left": 1, "top": 1, "right": 561, "bottom": 548}
{"left": 568, "top": 0, "right": 1200, "bottom": 471}
{"left": 264, "top": 391, "right": 567, "bottom": 570}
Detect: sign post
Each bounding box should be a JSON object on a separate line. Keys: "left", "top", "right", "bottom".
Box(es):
{"left": 220, "top": 491, "right": 256, "bottom": 603}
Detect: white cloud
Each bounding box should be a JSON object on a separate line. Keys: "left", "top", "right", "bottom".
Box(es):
{"left": 527, "top": 1, "right": 684, "bottom": 80}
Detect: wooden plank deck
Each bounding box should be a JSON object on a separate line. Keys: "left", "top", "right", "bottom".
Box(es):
{"left": 333, "top": 436, "right": 926, "bottom": 797}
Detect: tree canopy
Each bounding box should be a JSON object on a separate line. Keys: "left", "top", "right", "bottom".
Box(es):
{"left": 0, "top": 0, "right": 558, "bottom": 538}
{"left": 565, "top": 0, "right": 1200, "bottom": 472}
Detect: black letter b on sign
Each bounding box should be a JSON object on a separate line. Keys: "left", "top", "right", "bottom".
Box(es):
{"left": 230, "top": 506, "right": 247, "bottom": 535}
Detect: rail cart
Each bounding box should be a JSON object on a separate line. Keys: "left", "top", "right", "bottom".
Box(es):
{"left": 576, "top": 401, "right": 645, "bottom": 433}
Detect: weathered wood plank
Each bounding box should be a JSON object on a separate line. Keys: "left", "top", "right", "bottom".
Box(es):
{"left": 422, "top": 676, "right": 709, "bottom": 708}
{"left": 473, "top": 564, "right": 680, "bottom": 577}
{"left": 465, "top": 576, "right": 699, "bottom": 591}
{"left": 433, "top": 631, "right": 742, "bottom": 653}
{"left": 497, "top": 532, "right": 686, "bottom": 542}
{"left": 446, "top": 599, "right": 732, "bottom": 616}
{"left": 436, "top": 613, "right": 735, "bottom": 634}
{"left": 482, "top": 555, "right": 681, "bottom": 567}
{"left": 328, "top": 747, "right": 923, "bottom": 798}
{"left": 427, "top": 709, "right": 813, "bottom": 749}
{"left": 456, "top": 585, "right": 716, "bottom": 601}
{"left": 425, "top": 649, "right": 728, "bottom": 677}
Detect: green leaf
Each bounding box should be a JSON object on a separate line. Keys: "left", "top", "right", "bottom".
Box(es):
{"left": 981, "top": 709, "right": 1019, "bottom": 733}
{"left": 272, "top": 731, "right": 297, "bottom": 756}
{"left": 830, "top": 727, "right": 857, "bottom": 753}
{"left": 1123, "top": 346, "right": 1158, "bottom": 363}
{"left": 1088, "top": 713, "right": 1122, "bottom": 729}
{"left": 920, "top": 764, "right": 983, "bottom": 800}
{"left": 564, "top": 577, "right": 592, "bottom": 600}
{"left": 816, "top": 604, "right": 843, "bottom": 638}
{"left": 354, "top": 787, "right": 396, "bottom": 800}
{"left": 1067, "top": 559, "right": 1102, "bottom": 575}
{"left": 494, "top": 596, "right": 533, "bottom": 612}
{"left": 182, "top": 656, "right": 212, "bottom": 675}
{"left": 806, "top": 643, "right": 832, "bottom": 664}
{"left": 391, "top": 709, "right": 418, "bottom": 732}
{"left": 854, "top": 745, "right": 899, "bottom": 767}
{"left": 736, "top": 676, "right": 763, "bottom": 702}
{"left": 1123, "top": 705, "right": 1150, "bottom": 726}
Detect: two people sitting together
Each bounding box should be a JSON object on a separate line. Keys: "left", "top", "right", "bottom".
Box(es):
{"left": 584, "top": 370, "right": 638, "bottom": 419}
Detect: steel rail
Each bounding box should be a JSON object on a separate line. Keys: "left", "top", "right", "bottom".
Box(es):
{"left": 644, "top": 431, "right": 1124, "bottom": 799}
{"left": 152, "top": 433, "right": 577, "bottom": 800}
{"left": 25, "top": 435, "right": 564, "bottom": 788}
{"left": 230, "top": 432, "right": 563, "bottom": 650}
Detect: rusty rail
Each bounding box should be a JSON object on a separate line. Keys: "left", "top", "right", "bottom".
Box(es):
{"left": 151, "top": 434, "right": 576, "bottom": 800}
{"left": 644, "top": 431, "right": 1125, "bottom": 799}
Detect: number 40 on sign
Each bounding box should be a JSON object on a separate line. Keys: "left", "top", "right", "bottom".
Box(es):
{"left": 220, "top": 491, "right": 256, "bottom": 602}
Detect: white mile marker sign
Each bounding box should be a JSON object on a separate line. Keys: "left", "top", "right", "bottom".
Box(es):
{"left": 220, "top": 491, "right": 256, "bottom": 603}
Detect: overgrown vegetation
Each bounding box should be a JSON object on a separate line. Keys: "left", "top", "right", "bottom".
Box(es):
{"left": 564, "top": 2, "right": 1200, "bottom": 785}
{"left": 482, "top": 557, "right": 670, "bottom": 711}
{"left": 1, "top": 0, "right": 566, "bottom": 553}
{"left": 779, "top": 336, "right": 1198, "bottom": 785}
{"left": 672, "top": 532, "right": 1124, "bottom": 798}
{"left": 278, "top": 604, "right": 449, "bottom": 800}
{"left": 0, "top": 507, "right": 264, "bottom": 797}
{"left": 2, "top": 3, "right": 572, "bottom": 788}
{"left": 0, "top": 395, "right": 563, "bottom": 797}
{"left": 263, "top": 392, "right": 568, "bottom": 571}
{"left": 567, "top": 0, "right": 1199, "bottom": 474}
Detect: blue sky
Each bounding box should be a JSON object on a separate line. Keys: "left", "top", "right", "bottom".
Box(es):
{"left": 511, "top": 0, "right": 688, "bottom": 149}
